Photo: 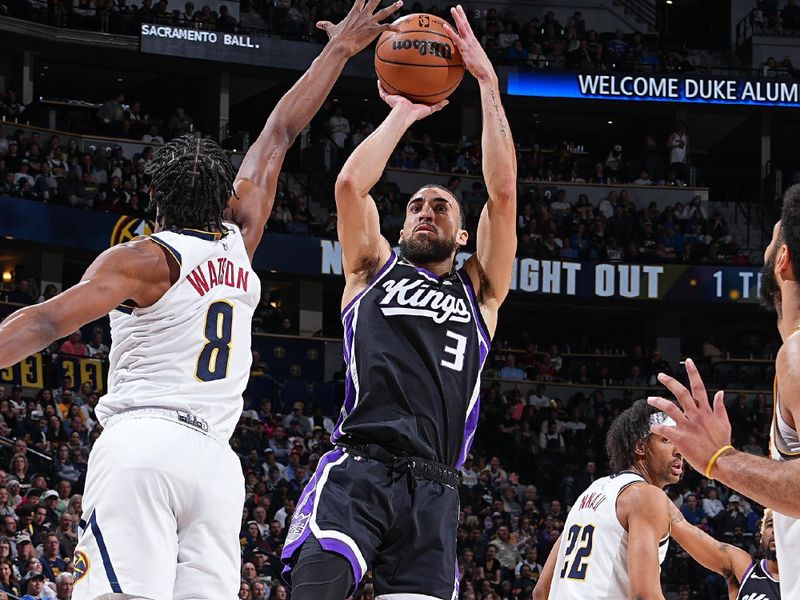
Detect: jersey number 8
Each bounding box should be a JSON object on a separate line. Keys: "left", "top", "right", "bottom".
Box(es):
{"left": 196, "top": 301, "right": 234, "bottom": 382}
{"left": 559, "top": 524, "right": 595, "bottom": 581}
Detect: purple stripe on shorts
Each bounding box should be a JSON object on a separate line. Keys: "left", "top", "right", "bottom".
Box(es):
{"left": 318, "top": 536, "right": 365, "bottom": 584}
{"left": 281, "top": 449, "right": 344, "bottom": 563}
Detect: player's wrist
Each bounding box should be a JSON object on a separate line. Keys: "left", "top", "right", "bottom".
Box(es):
{"left": 705, "top": 444, "right": 736, "bottom": 479}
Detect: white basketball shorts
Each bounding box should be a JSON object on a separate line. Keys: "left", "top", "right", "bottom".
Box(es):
{"left": 71, "top": 409, "right": 245, "bottom": 600}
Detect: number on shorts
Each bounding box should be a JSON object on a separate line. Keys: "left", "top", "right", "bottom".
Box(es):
{"left": 441, "top": 330, "right": 467, "bottom": 372}
{"left": 196, "top": 301, "right": 233, "bottom": 382}
{"left": 559, "top": 524, "right": 595, "bottom": 580}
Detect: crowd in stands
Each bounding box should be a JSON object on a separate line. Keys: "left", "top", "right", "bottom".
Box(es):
{"left": 754, "top": 0, "right": 800, "bottom": 34}
{"left": 2, "top": 0, "right": 732, "bottom": 77}
{"left": 0, "top": 119, "right": 752, "bottom": 267}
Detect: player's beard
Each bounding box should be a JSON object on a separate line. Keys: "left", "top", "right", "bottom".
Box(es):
{"left": 760, "top": 247, "right": 781, "bottom": 316}
{"left": 399, "top": 233, "right": 458, "bottom": 265}
{"left": 765, "top": 546, "right": 777, "bottom": 561}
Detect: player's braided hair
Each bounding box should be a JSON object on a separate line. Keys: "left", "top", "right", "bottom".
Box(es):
{"left": 606, "top": 398, "right": 661, "bottom": 473}
{"left": 146, "top": 134, "right": 236, "bottom": 231}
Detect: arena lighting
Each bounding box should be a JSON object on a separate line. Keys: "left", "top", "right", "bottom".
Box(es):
{"left": 1, "top": 272, "right": 11, "bottom": 283}
{"left": 607, "top": 120, "right": 614, "bottom": 124}
{"left": 666, "top": 0, "right": 673, "bottom": 4}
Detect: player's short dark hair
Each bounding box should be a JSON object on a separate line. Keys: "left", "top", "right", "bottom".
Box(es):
{"left": 606, "top": 399, "right": 660, "bottom": 473}
{"left": 779, "top": 184, "right": 800, "bottom": 278}
{"left": 146, "top": 134, "right": 236, "bottom": 231}
{"left": 413, "top": 183, "right": 466, "bottom": 229}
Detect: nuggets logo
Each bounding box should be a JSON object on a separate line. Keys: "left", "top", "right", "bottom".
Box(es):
{"left": 72, "top": 550, "right": 90, "bottom": 584}
{"left": 110, "top": 216, "right": 155, "bottom": 247}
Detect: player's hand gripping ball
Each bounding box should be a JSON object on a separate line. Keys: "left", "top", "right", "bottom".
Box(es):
{"left": 375, "top": 13, "right": 465, "bottom": 105}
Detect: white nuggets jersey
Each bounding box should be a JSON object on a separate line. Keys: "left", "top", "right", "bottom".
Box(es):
{"left": 97, "top": 223, "right": 260, "bottom": 441}
{"left": 769, "top": 376, "right": 800, "bottom": 600}
{"left": 548, "top": 472, "right": 669, "bottom": 599}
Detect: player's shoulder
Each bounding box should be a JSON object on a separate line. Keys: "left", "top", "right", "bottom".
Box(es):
{"left": 97, "top": 237, "right": 172, "bottom": 279}
{"left": 617, "top": 482, "right": 669, "bottom": 516}
{"left": 777, "top": 335, "right": 800, "bottom": 390}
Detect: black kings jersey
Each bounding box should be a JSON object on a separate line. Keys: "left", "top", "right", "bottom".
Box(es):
{"left": 332, "top": 252, "right": 490, "bottom": 466}
{"left": 736, "top": 559, "right": 780, "bottom": 600}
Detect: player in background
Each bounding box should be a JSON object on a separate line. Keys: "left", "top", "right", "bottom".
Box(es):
{"left": 668, "top": 504, "right": 779, "bottom": 599}
{"left": 0, "top": 2, "right": 402, "bottom": 599}
{"left": 649, "top": 185, "right": 800, "bottom": 600}
{"left": 281, "top": 5, "right": 517, "bottom": 600}
{"left": 533, "top": 400, "right": 682, "bottom": 600}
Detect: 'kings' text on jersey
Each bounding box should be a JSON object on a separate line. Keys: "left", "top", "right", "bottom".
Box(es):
{"left": 332, "top": 253, "right": 490, "bottom": 467}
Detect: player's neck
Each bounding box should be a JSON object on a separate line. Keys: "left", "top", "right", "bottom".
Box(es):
{"left": 406, "top": 257, "right": 455, "bottom": 278}
{"left": 777, "top": 283, "right": 800, "bottom": 341}
{"left": 766, "top": 558, "right": 779, "bottom": 580}
{"left": 628, "top": 463, "right": 661, "bottom": 487}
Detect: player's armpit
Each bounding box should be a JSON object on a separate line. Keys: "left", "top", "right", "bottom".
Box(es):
{"left": 532, "top": 533, "right": 560, "bottom": 600}
{"left": 618, "top": 484, "right": 668, "bottom": 600}
{"left": 0, "top": 241, "right": 171, "bottom": 370}
{"left": 225, "top": 176, "right": 277, "bottom": 261}
{"left": 666, "top": 502, "right": 750, "bottom": 587}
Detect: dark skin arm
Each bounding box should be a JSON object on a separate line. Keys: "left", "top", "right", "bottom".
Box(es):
{"left": 0, "top": 240, "right": 171, "bottom": 369}
{"left": 667, "top": 502, "right": 751, "bottom": 600}
{"left": 618, "top": 483, "right": 669, "bottom": 600}
{"left": 532, "top": 533, "right": 560, "bottom": 600}
{"left": 224, "top": 0, "right": 403, "bottom": 259}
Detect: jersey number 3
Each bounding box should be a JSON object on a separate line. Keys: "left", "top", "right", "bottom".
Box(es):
{"left": 559, "top": 524, "right": 595, "bottom": 580}
{"left": 196, "top": 301, "right": 233, "bottom": 382}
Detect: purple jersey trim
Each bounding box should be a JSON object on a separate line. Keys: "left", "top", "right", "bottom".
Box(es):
{"left": 340, "top": 252, "right": 398, "bottom": 318}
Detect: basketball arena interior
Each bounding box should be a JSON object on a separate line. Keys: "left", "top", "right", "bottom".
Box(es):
{"left": 0, "top": 0, "right": 798, "bottom": 598}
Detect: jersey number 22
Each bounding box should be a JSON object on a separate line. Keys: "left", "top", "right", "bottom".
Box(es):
{"left": 559, "top": 524, "right": 595, "bottom": 580}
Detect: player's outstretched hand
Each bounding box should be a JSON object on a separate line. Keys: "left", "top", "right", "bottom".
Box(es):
{"left": 377, "top": 81, "right": 448, "bottom": 121}
{"left": 317, "top": 0, "right": 403, "bottom": 58}
{"left": 442, "top": 4, "right": 497, "bottom": 84}
{"left": 647, "top": 358, "right": 732, "bottom": 475}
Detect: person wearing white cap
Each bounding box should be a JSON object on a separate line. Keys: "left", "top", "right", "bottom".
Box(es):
{"left": 534, "top": 400, "right": 682, "bottom": 600}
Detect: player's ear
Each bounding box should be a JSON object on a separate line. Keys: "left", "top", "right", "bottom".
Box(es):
{"left": 777, "top": 244, "right": 794, "bottom": 280}
{"left": 456, "top": 229, "right": 468, "bottom": 247}
{"left": 634, "top": 438, "right": 648, "bottom": 459}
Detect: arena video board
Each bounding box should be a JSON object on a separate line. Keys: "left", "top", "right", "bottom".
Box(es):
{"left": 507, "top": 71, "right": 800, "bottom": 108}
{"left": 140, "top": 24, "right": 272, "bottom": 66}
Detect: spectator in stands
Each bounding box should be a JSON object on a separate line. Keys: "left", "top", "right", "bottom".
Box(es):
{"left": 54, "top": 572, "right": 72, "bottom": 599}
{"left": 0, "top": 560, "right": 22, "bottom": 597}
{"left": 96, "top": 92, "right": 125, "bottom": 129}
{"left": 498, "top": 354, "right": 525, "bottom": 381}
{"left": 85, "top": 329, "right": 108, "bottom": 360}
{"left": 680, "top": 494, "right": 707, "bottom": 527}
{"left": 39, "top": 533, "right": 65, "bottom": 582}
{"left": 58, "top": 332, "right": 86, "bottom": 357}
{"left": 19, "top": 568, "right": 44, "bottom": 600}
{"left": 603, "top": 144, "right": 623, "bottom": 180}
{"left": 141, "top": 125, "right": 164, "bottom": 144}
{"left": 7, "top": 280, "right": 35, "bottom": 305}
{"left": 702, "top": 487, "right": 725, "bottom": 519}
{"left": 667, "top": 121, "right": 689, "bottom": 185}
{"left": 167, "top": 106, "right": 193, "bottom": 138}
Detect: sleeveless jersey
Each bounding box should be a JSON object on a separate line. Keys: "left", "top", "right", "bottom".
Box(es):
{"left": 736, "top": 559, "right": 780, "bottom": 600}
{"left": 769, "top": 375, "right": 800, "bottom": 600}
{"left": 331, "top": 252, "right": 490, "bottom": 466}
{"left": 548, "top": 472, "right": 669, "bottom": 600}
{"left": 97, "top": 223, "right": 260, "bottom": 441}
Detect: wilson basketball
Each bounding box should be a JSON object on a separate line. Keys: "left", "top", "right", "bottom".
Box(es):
{"left": 375, "top": 13, "right": 465, "bottom": 105}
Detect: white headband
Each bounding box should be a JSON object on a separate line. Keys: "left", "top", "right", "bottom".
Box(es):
{"left": 649, "top": 412, "right": 676, "bottom": 428}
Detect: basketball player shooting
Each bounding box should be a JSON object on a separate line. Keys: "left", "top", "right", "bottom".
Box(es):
{"left": 0, "top": 2, "right": 402, "bottom": 599}
{"left": 533, "top": 400, "right": 682, "bottom": 600}
{"left": 280, "top": 6, "right": 517, "bottom": 600}
{"left": 648, "top": 185, "right": 800, "bottom": 600}
{"left": 668, "top": 504, "right": 780, "bottom": 599}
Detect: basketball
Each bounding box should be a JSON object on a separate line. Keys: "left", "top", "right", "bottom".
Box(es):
{"left": 375, "top": 13, "right": 465, "bottom": 105}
